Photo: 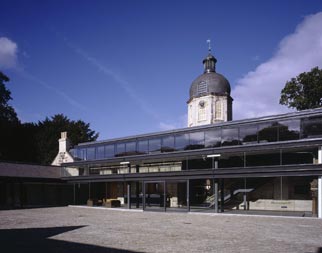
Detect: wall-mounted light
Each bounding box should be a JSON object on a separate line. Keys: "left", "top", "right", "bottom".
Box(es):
{"left": 207, "top": 154, "right": 221, "bottom": 158}
{"left": 120, "top": 161, "right": 130, "bottom": 165}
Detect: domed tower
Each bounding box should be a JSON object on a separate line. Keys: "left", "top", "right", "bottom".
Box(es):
{"left": 187, "top": 44, "right": 233, "bottom": 127}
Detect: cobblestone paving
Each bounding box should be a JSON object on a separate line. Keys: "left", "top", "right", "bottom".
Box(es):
{"left": 0, "top": 206, "right": 322, "bottom": 253}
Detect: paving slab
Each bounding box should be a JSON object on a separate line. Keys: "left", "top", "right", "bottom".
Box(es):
{"left": 0, "top": 206, "right": 321, "bottom": 253}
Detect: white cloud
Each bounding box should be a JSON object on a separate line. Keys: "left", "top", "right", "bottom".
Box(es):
{"left": 0, "top": 37, "right": 18, "bottom": 68}
{"left": 233, "top": 12, "right": 322, "bottom": 120}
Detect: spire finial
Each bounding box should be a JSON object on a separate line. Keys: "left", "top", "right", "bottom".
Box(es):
{"left": 206, "top": 39, "right": 211, "bottom": 53}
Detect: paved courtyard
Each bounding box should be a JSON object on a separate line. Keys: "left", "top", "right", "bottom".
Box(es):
{"left": 0, "top": 206, "right": 321, "bottom": 253}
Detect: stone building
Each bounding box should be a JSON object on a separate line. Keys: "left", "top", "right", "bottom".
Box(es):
{"left": 1, "top": 47, "right": 321, "bottom": 218}
{"left": 58, "top": 50, "right": 322, "bottom": 218}
{"left": 187, "top": 50, "right": 232, "bottom": 127}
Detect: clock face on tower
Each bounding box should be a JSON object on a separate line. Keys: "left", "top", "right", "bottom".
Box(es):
{"left": 199, "top": 100, "right": 205, "bottom": 108}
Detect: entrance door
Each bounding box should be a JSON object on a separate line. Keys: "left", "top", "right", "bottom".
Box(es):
{"left": 143, "top": 181, "right": 166, "bottom": 211}
{"left": 166, "top": 180, "right": 188, "bottom": 212}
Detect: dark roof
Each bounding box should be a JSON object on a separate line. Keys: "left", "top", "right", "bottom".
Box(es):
{"left": 189, "top": 72, "right": 231, "bottom": 99}
{"left": 0, "top": 162, "right": 61, "bottom": 179}
{"left": 188, "top": 53, "right": 231, "bottom": 100}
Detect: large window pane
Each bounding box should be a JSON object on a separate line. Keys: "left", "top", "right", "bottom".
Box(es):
{"left": 258, "top": 122, "right": 278, "bottom": 143}
{"left": 105, "top": 144, "right": 114, "bottom": 158}
{"left": 219, "top": 153, "right": 244, "bottom": 168}
{"left": 76, "top": 148, "right": 86, "bottom": 160}
{"left": 87, "top": 147, "right": 95, "bottom": 160}
{"left": 239, "top": 124, "right": 258, "bottom": 144}
{"left": 138, "top": 139, "right": 148, "bottom": 154}
{"left": 222, "top": 127, "right": 239, "bottom": 146}
{"left": 96, "top": 146, "right": 105, "bottom": 159}
{"left": 278, "top": 119, "right": 300, "bottom": 141}
{"left": 161, "top": 135, "right": 175, "bottom": 152}
{"left": 281, "top": 147, "right": 316, "bottom": 165}
{"left": 149, "top": 138, "right": 161, "bottom": 153}
{"left": 188, "top": 131, "right": 205, "bottom": 150}
{"left": 115, "top": 143, "right": 126, "bottom": 157}
{"left": 126, "top": 141, "right": 137, "bottom": 155}
{"left": 205, "top": 129, "right": 221, "bottom": 148}
{"left": 246, "top": 150, "right": 280, "bottom": 167}
{"left": 302, "top": 116, "right": 322, "bottom": 138}
{"left": 175, "top": 134, "right": 189, "bottom": 151}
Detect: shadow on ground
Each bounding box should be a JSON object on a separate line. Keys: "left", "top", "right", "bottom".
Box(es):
{"left": 0, "top": 226, "right": 141, "bottom": 253}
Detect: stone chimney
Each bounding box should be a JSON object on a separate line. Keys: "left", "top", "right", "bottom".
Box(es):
{"left": 59, "top": 132, "right": 70, "bottom": 153}
{"left": 51, "top": 131, "right": 74, "bottom": 166}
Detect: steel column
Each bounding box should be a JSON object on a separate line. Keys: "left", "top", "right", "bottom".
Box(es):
{"left": 142, "top": 181, "right": 145, "bottom": 211}
{"left": 164, "top": 181, "right": 167, "bottom": 212}
{"left": 318, "top": 176, "right": 322, "bottom": 218}
{"left": 187, "top": 180, "right": 190, "bottom": 212}
{"left": 220, "top": 179, "right": 224, "bottom": 212}
{"left": 73, "top": 183, "right": 76, "bottom": 205}
{"left": 318, "top": 147, "right": 322, "bottom": 218}
{"left": 127, "top": 182, "right": 131, "bottom": 209}
{"left": 213, "top": 180, "right": 218, "bottom": 213}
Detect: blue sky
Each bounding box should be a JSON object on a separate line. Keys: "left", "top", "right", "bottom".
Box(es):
{"left": 1, "top": 0, "right": 322, "bottom": 140}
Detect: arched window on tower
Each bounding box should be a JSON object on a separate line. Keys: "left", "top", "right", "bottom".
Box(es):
{"left": 198, "top": 100, "right": 206, "bottom": 121}
{"left": 215, "top": 100, "right": 222, "bottom": 120}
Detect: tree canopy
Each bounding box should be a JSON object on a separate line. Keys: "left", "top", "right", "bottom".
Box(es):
{"left": 280, "top": 67, "right": 322, "bottom": 110}
{"left": 0, "top": 71, "right": 19, "bottom": 123}
{"left": 36, "top": 114, "right": 99, "bottom": 164}
{"left": 0, "top": 71, "right": 99, "bottom": 164}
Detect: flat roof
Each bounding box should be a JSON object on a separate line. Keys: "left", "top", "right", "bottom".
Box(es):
{"left": 76, "top": 107, "right": 322, "bottom": 147}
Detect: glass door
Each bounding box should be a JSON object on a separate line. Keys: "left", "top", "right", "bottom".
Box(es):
{"left": 143, "top": 181, "right": 166, "bottom": 211}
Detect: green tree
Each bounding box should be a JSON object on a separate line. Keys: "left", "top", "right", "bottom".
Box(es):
{"left": 35, "top": 114, "right": 99, "bottom": 164}
{"left": 0, "top": 72, "right": 99, "bottom": 164}
{"left": 0, "top": 71, "right": 19, "bottom": 123}
{"left": 280, "top": 67, "right": 322, "bottom": 110}
{"left": 0, "top": 71, "right": 20, "bottom": 160}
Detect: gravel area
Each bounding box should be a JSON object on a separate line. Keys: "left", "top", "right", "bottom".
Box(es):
{"left": 0, "top": 206, "right": 321, "bottom": 253}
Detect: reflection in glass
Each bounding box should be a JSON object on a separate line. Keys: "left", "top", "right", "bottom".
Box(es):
{"left": 239, "top": 124, "right": 258, "bottom": 144}
{"left": 77, "top": 148, "right": 87, "bottom": 160}
{"left": 126, "top": 141, "right": 137, "bottom": 155}
{"left": 188, "top": 131, "right": 205, "bottom": 150}
{"left": 149, "top": 138, "right": 161, "bottom": 153}
{"left": 138, "top": 140, "right": 148, "bottom": 154}
{"left": 258, "top": 122, "right": 278, "bottom": 143}
{"left": 87, "top": 147, "right": 95, "bottom": 160}
{"left": 302, "top": 116, "right": 322, "bottom": 138}
{"left": 278, "top": 119, "right": 300, "bottom": 141}
{"left": 115, "top": 143, "right": 126, "bottom": 157}
{"left": 175, "top": 134, "right": 190, "bottom": 150}
{"left": 96, "top": 146, "right": 105, "bottom": 159}
{"left": 105, "top": 145, "right": 114, "bottom": 158}
{"left": 161, "top": 135, "right": 175, "bottom": 152}
{"left": 205, "top": 129, "right": 221, "bottom": 148}
{"left": 222, "top": 127, "right": 239, "bottom": 146}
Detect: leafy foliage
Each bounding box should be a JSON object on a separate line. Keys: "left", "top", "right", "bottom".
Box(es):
{"left": 0, "top": 71, "right": 20, "bottom": 160}
{"left": 280, "top": 67, "right": 322, "bottom": 110}
{"left": 0, "top": 71, "right": 99, "bottom": 164}
{"left": 0, "top": 71, "right": 19, "bottom": 123}
{"left": 35, "top": 114, "right": 98, "bottom": 164}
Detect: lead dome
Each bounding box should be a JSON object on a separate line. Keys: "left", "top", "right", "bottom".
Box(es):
{"left": 189, "top": 53, "right": 231, "bottom": 101}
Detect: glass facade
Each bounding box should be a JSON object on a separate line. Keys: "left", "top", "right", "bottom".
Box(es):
{"left": 73, "top": 113, "right": 322, "bottom": 161}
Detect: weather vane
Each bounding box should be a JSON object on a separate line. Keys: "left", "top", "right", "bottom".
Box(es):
{"left": 206, "top": 39, "right": 211, "bottom": 53}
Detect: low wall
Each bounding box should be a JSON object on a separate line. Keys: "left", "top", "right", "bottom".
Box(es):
{"left": 247, "top": 199, "right": 312, "bottom": 212}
